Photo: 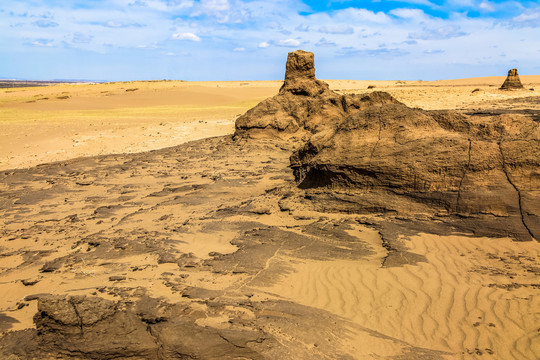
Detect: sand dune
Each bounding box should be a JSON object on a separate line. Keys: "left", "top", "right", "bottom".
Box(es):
{"left": 265, "top": 230, "right": 539, "bottom": 358}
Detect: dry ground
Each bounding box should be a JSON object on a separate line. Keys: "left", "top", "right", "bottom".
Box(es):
{"left": 1, "top": 76, "right": 539, "bottom": 170}
{"left": 0, "top": 76, "right": 539, "bottom": 359}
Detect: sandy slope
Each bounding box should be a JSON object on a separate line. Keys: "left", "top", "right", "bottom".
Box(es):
{"left": 2, "top": 77, "right": 539, "bottom": 170}
{"left": 0, "top": 80, "right": 280, "bottom": 170}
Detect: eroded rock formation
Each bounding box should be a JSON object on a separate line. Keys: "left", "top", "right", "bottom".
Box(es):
{"left": 234, "top": 50, "right": 400, "bottom": 140}
{"left": 1, "top": 293, "right": 444, "bottom": 359}
{"left": 236, "top": 50, "right": 540, "bottom": 241}
{"left": 290, "top": 104, "right": 540, "bottom": 241}
{"left": 500, "top": 68, "right": 524, "bottom": 90}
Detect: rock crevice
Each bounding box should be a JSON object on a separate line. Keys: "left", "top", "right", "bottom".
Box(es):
{"left": 498, "top": 142, "right": 536, "bottom": 240}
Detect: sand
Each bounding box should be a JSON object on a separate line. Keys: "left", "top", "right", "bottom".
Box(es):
{"left": 265, "top": 231, "right": 540, "bottom": 359}
{"left": 2, "top": 76, "right": 539, "bottom": 171}
{"left": 0, "top": 80, "right": 280, "bottom": 170}
{"left": 1, "top": 76, "right": 539, "bottom": 359}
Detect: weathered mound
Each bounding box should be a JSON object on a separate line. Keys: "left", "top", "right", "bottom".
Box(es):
{"left": 0, "top": 295, "right": 271, "bottom": 359}
{"left": 234, "top": 50, "right": 401, "bottom": 140}
{"left": 234, "top": 50, "right": 539, "bottom": 241}
{"left": 290, "top": 101, "right": 540, "bottom": 241}
{"left": 500, "top": 68, "right": 524, "bottom": 90}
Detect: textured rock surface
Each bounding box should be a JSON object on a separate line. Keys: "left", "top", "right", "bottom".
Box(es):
{"left": 1, "top": 293, "right": 445, "bottom": 359}
{"left": 500, "top": 68, "right": 524, "bottom": 90}
{"left": 290, "top": 100, "right": 540, "bottom": 241}
{"left": 234, "top": 50, "right": 400, "bottom": 140}
{"left": 235, "top": 50, "right": 539, "bottom": 241}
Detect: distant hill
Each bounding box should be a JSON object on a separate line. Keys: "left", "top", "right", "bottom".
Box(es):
{"left": 0, "top": 79, "right": 106, "bottom": 88}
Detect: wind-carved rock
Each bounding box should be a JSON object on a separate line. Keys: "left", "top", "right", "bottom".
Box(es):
{"left": 279, "top": 50, "right": 329, "bottom": 96}
{"left": 234, "top": 50, "right": 400, "bottom": 140}
{"left": 500, "top": 68, "right": 524, "bottom": 90}
{"left": 234, "top": 50, "right": 539, "bottom": 241}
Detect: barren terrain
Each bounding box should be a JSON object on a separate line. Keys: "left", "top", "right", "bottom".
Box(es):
{"left": 2, "top": 76, "right": 539, "bottom": 171}
{"left": 0, "top": 71, "right": 539, "bottom": 359}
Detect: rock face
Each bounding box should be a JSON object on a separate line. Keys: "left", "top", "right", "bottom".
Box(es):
{"left": 290, "top": 104, "right": 540, "bottom": 241}
{"left": 1, "top": 294, "right": 441, "bottom": 359}
{"left": 234, "top": 50, "right": 400, "bottom": 140}
{"left": 4, "top": 295, "right": 270, "bottom": 359}
{"left": 236, "top": 50, "right": 539, "bottom": 241}
{"left": 500, "top": 68, "right": 524, "bottom": 90}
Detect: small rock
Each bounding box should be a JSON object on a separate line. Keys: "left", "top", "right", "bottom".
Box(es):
{"left": 24, "top": 293, "right": 49, "bottom": 301}
{"left": 21, "top": 279, "right": 40, "bottom": 286}
{"left": 17, "top": 302, "right": 27, "bottom": 309}
{"left": 40, "top": 260, "right": 62, "bottom": 273}
{"left": 108, "top": 276, "right": 126, "bottom": 281}
{"left": 157, "top": 252, "right": 177, "bottom": 264}
{"left": 76, "top": 180, "right": 94, "bottom": 186}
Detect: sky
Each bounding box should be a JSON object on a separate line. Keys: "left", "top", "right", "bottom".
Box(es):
{"left": 1, "top": 0, "right": 540, "bottom": 81}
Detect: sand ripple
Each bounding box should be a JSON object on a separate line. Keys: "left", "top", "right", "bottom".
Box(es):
{"left": 266, "top": 228, "right": 540, "bottom": 359}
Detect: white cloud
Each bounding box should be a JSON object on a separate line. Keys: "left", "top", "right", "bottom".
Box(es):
{"left": 30, "top": 38, "right": 54, "bottom": 47}
{"left": 233, "top": 47, "right": 245, "bottom": 51}
{"left": 316, "top": 37, "right": 336, "bottom": 47}
{"left": 396, "top": 0, "right": 435, "bottom": 6}
{"left": 32, "top": 19, "right": 59, "bottom": 27}
{"left": 424, "top": 49, "right": 445, "bottom": 54}
{"left": 295, "top": 24, "right": 309, "bottom": 32}
{"left": 478, "top": 1, "right": 495, "bottom": 12}
{"left": 258, "top": 41, "right": 270, "bottom": 48}
{"left": 336, "top": 8, "right": 390, "bottom": 24}
{"left": 512, "top": 7, "right": 540, "bottom": 27}
{"left": 389, "top": 8, "right": 426, "bottom": 20}
{"left": 172, "top": 32, "right": 201, "bottom": 41}
{"left": 409, "top": 25, "right": 468, "bottom": 40}
{"left": 277, "top": 38, "right": 301, "bottom": 47}
{"left": 200, "top": 0, "right": 229, "bottom": 12}
{"left": 72, "top": 32, "right": 93, "bottom": 44}
{"left": 99, "top": 20, "right": 145, "bottom": 28}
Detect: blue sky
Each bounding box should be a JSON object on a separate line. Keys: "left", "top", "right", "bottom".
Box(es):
{"left": 1, "top": 0, "right": 539, "bottom": 81}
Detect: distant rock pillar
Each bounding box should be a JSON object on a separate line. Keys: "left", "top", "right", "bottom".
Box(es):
{"left": 279, "top": 50, "right": 329, "bottom": 96}
{"left": 500, "top": 69, "right": 524, "bottom": 90}
{"left": 284, "top": 50, "right": 316, "bottom": 82}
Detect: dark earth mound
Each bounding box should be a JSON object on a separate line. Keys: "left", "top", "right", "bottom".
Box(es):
{"left": 237, "top": 50, "right": 539, "bottom": 241}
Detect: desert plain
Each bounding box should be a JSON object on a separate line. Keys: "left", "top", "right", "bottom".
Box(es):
{"left": 0, "top": 55, "right": 539, "bottom": 359}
